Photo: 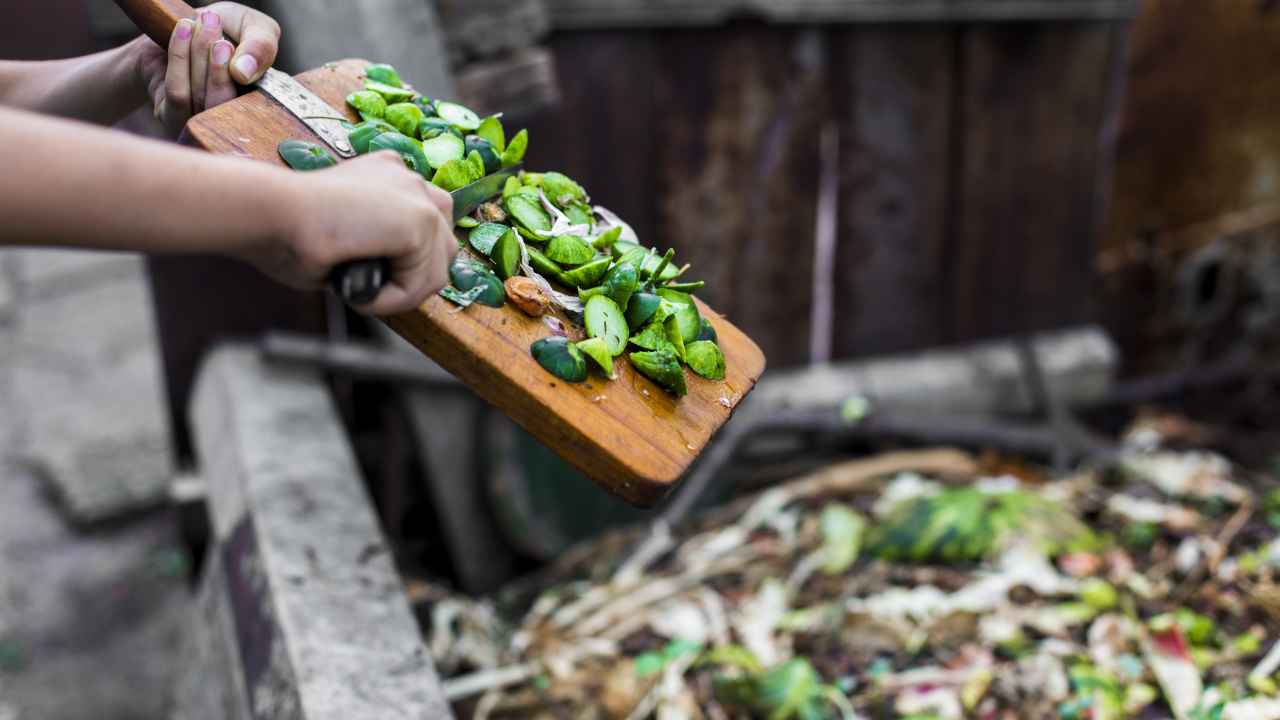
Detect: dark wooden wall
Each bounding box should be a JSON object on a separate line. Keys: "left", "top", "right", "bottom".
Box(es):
{"left": 524, "top": 21, "right": 1129, "bottom": 367}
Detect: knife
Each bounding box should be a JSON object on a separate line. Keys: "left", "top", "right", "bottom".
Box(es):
{"left": 113, "top": 0, "right": 520, "bottom": 306}
{"left": 331, "top": 165, "right": 523, "bottom": 305}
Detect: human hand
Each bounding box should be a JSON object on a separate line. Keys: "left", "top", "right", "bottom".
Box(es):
{"left": 251, "top": 152, "right": 458, "bottom": 316}
{"left": 133, "top": 3, "right": 281, "bottom": 137}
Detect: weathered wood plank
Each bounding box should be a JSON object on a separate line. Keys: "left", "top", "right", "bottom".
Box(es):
{"left": 652, "top": 25, "right": 827, "bottom": 368}
{"left": 522, "top": 31, "right": 659, "bottom": 244}
{"left": 946, "top": 21, "right": 1121, "bottom": 342}
{"left": 542, "top": 0, "right": 1137, "bottom": 28}
{"left": 830, "top": 27, "right": 955, "bottom": 359}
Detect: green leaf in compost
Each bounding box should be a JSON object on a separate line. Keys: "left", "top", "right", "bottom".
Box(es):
{"left": 818, "top": 504, "right": 865, "bottom": 574}
{"left": 685, "top": 340, "right": 726, "bottom": 380}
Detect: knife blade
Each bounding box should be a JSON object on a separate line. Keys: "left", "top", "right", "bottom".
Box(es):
{"left": 113, "top": 0, "right": 355, "bottom": 157}
{"left": 331, "top": 164, "right": 524, "bottom": 305}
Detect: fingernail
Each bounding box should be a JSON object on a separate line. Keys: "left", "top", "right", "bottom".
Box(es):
{"left": 199, "top": 10, "right": 220, "bottom": 31}
{"left": 234, "top": 54, "right": 258, "bottom": 79}
{"left": 212, "top": 40, "right": 232, "bottom": 65}
{"left": 175, "top": 19, "right": 194, "bottom": 40}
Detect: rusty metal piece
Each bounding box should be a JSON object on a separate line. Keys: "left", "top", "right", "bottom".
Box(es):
{"left": 504, "top": 276, "right": 551, "bottom": 317}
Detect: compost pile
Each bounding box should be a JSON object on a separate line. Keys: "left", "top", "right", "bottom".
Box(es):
{"left": 416, "top": 420, "right": 1280, "bottom": 720}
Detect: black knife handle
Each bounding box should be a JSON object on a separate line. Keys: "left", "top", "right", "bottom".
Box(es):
{"left": 330, "top": 259, "right": 390, "bottom": 305}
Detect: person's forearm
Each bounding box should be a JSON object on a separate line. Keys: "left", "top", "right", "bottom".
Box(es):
{"left": 0, "top": 105, "right": 297, "bottom": 257}
{"left": 0, "top": 40, "right": 148, "bottom": 125}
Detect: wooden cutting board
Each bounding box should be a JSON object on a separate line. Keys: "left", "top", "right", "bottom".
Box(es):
{"left": 185, "top": 58, "right": 766, "bottom": 506}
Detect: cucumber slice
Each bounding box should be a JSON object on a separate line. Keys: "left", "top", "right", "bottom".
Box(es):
{"left": 526, "top": 246, "right": 563, "bottom": 278}
{"left": 531, "top": 337, "right": 587, "bottom": 383}
{"left": 418, "top": 116, "right": 460, "bottom": 140}
{"left": 455, "top": 216, "right": 480, "bottom": 229}
{"left": 630, "top": 350, "right": 687, "bottom": 397}
{"left": 422, "top": 133, "right": 465, "bottom": 170}
{"left": 561, "top": 257, "right": 611, "bottom": 288}
{"left": 545, "top": 235, "right": 595, "bottom": 267}
{"left": 435, "top": 101, "right": 482, "bottom": 131}
{"left": 431, "top": 158, "right": 473, "bottom": 191}
{"left": 466, "top": 149, "right": 486, "bottom": 180}
{"left": 502, "top": 176, "right": 522, "bottom": 200}
{"left": 629, "top": 319, "right": 675, "bottom": 353}
{"left": 384, "top": 102, "right": 424, "bottom": 138}
{"left": 347, "top": 119, "right": 395, "bottom": 154}
{"left": 696, "top": 318, "right": 718, "bottom": 343}
{"left": 584, "top": 296, "right": 629, "bottom": 356}
{"left": 579, "top": 286, "right": 607, "bottom": 302}
{"left": 504, "top": 195, "right": 552, "bottom": 235}
{"left": 542, "top": 172, "right": 586, "bottom": 208}
{"left": 277, "top": 139, "right": 336, "bottom": 171}
{"left": 468, "top": 223, "right": 508, "bottom": 256}
{"left": 365, "top": 63, "right": 402, "bottom": 88}
{"left": 492, "top": 228, "right": 521, "bottom": 280}
{"left": 593, "top": 227, "right": 623, "bottom": 252}
{"left": 365, "top": 80, "right": 415, "bottom": 103}
{"left": 615, "top": 246, "right": 648, "bottom": 271}
{"left": 685, "top": 341, "right": 726, "bottom": 380}
{"left": 576, "top": 337, "right": 615, "bottom": 378}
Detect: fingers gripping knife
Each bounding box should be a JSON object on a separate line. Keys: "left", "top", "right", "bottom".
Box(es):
{"left": 114, "top": 0, "right": 390, "bottom": 305}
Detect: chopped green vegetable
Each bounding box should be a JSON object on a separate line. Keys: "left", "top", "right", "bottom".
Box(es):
{"left": 585, "top": 296, "right": 628, "bottom": 356}
{"left": 543, "top": 171, "right": 586, "bottom": 208}
{"left": 465, "top": 136, "right": 502, "bottom": 174}
{"left": 432, "top": 158, "right": 474, "bottom": 191}
{"left": 561, "top": 257, "right": 611, "bottom": 288}
{"left": 365, "top": 63, "right": 402, "bottom": 87}
{"left": 369, "top": 132, "right": 430, "bottom": 178}
{"left": 696, "top": 318, "right": 717, "bottom": 343}
{"left": 477, "top": 115, "right": 506, "bottom": 152}
{"left": 526, "top": 246, "right": 564, "bottom": 279}
{"left": 277, "top": 139, "right": 336, "bottom": 171}
{"left": 435, "top": 101, "right": 482, "bottom": 131}
{"left": 468, "top": 223, "right": 509, "bottom": 256}
{"left": 685, "top": 340, "right": 726, "bottom": 380}
{"left": 346, "top": 90, "right": 387, "bottom": 121}
{"left": 418, "top": 116, "right": 459, "bottom": 140}
{"left": 502, "top": 176, "right": 522, "bottom": 200}
{"left": 422, "top": 133, "right": 466, "bottom": 171}
{"left": 466, "top": 149, "right": 486, "bottom": 180}
{"left": 384, "top": 102, "right": 424, "bottom": 138}
{"left": 492, "top": 228, "right": 521, "bottom": 280}
{"left": 455, "top": 216, "right": 480, "bottom": 228}
{"left": 626, "top": 291, "right": 662, "bottom": 329}
{"left": 601, "top": 263, "right": 638, "bottom": 310}
{"left": 364, "top": 80, "right": 415, "bottom": 103}
{"left": 347, "top": 119, "right": 395, "bottom": 154}
{"left": 504, "top": 194, "right": 552, "bottom": 235}
{"left": 592, "top": 226, "right": 623, "bottom": 252}
{"left": 502, "top": 129, "right": 528, "bottom": 167}
{"left": 448, "top": 256, "right": 504, "bottom": 307}
{"left": 664, "top": 315, "right": 687, "bottom": 362}
{"left": 630, "top": 350, "right": 687, "bottom": 397}
{"left": 531, "top": 336, "right": 587, "bottom": 383}
{"left": 545, "top": 235, "right": 595, "bottom": 267}
{"left": 439, "top": 285, "right": 484, "bottom": 307}
{"left": 576, "top": 337, "right": 615, "bottom": 377}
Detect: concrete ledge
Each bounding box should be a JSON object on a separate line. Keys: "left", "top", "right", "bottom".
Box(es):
{"left": 180, "top": 344, "right": 450, "bottom": 720}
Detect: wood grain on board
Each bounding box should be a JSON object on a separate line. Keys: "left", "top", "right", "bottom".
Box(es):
{"left": 185, "top": 58, "right": 766, "bottom": 506}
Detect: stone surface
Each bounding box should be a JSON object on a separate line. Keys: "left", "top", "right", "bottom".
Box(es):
{"left": 186, "top": 345, "right": 451, "bottom": 719}
{"left": 0, "top": 249, "right": 173, "bottom": 524}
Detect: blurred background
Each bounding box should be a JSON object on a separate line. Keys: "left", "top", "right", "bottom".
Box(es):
{"left": 3, "top": 0, "right": 1280, "bottom": 717}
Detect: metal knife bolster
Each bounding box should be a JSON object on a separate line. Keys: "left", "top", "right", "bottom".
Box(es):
{"left": 257, "top": 68, "right": 356, "bottom": 158}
